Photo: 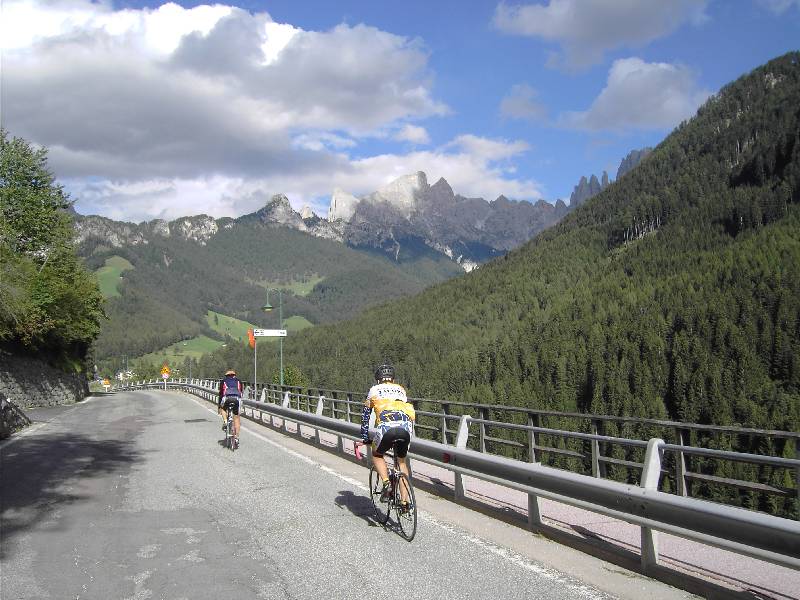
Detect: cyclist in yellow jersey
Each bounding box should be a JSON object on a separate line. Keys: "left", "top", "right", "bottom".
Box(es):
{"left": 361, "top": 363, "right": 415, "bottom": 506}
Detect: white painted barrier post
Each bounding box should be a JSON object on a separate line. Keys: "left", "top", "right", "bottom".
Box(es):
{"left": 282, "top": 391, "right": 291, "bottom": 433}
{"left": 315, "top": 395, "right": 325, "bottom": 446}
{"left": 454, "top": 415, "right": 472, "bottom": 501}
{"left": 641, "top": 438, "right": 664, "bottom": 572}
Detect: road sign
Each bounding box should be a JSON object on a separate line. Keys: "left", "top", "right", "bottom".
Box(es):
{"left": 253, "top": 329, "right": 287, "bottom": 337}
{"left": 162, "top": 372, "right": 169, "bottom": 379}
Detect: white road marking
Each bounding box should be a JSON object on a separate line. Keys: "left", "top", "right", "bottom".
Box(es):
{"left": 187, "top": 395, "right": 610, "bottom": 599}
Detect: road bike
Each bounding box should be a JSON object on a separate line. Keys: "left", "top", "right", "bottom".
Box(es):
{"left": 222, "top": 398, "right": 239, "bottom": 451}
{"left": 356, "top": 439, "right": 417, "bottom": 541}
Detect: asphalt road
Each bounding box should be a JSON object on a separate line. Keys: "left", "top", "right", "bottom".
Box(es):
{"left": 0, "top": 391, "right": 690, "bottom": 600}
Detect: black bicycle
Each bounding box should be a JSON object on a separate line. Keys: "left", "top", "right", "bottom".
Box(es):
{"left": 357, "top": 439, "right": 417, "bottom": 541}
{"left": 222, "top": 398, "right": 239, "bottom": 451}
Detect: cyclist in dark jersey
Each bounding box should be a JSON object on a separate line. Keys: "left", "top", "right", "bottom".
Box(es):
{"left": 218, "top": 369, "right": 243, "bottom": 445}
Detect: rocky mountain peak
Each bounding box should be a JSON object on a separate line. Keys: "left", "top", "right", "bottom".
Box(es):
{"left": 329, "top": 188, "right": 361, "bottom": 222}
{"left": 430, "top": 176, "right": 454, "bottom": 197}
{"left": 616, "top": 148, "right": 653, "bottom": 180}
{"left": 258, "top": 194, "right": 307, "bottom": 231}
{"left": 364, "top": 171, "right": 429, "bottom": 216}
{"left": 570, "top": 173, "right": 609, "bottom": 208}
{"left": 566, "top": 148, "right": 651, "bottom": 209}
{"left": 171, "top": 215, "right": 218, "bottom": 245}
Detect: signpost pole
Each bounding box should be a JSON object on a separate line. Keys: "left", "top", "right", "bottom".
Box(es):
{"left": 160, "top": 364, "right": 170, "bottom": 390}
{"left": 278, "top": 291, "right": 283, "bottom": 388}
{"left": 252, "top": 328, "right": 287, "bottom": 390}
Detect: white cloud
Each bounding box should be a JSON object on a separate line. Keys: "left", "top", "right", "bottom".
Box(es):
{"left": 3, "top": 0, "right": 544, "bottom": 223}
{"left": 500, "top": 84, "right": 546, "bottom": 121}
{"left": 559, "top": 57, "right": 711, "bottom": 131}
{"left": 757, "top": 0, "right": 800, "bottom": 12}
{"left": 492, "top": 0, "right": 708, "bottom": 69}
{"left": 1, "top": 0, "right": 447, "bottom": 182}
{"left": 446, "top": 135, "right": 530, "bottom": 161}
{"left": 67, "top": 135, "right": 543, "bottom": 221}
{"left": 291, "top": 132, "right": 357, "bottom": 152}
{"left": 394, "top": 124, "right": 431, "bottom": 144}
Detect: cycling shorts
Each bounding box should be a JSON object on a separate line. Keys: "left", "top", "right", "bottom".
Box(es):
{"left": 221, "top": 396, "right": 241, "bottom": 415}
{"left": 373, "top": 423, "right": 412, "bottom": 458}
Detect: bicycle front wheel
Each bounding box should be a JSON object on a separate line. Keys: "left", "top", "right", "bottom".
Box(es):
{"left": 394, "top": 473, "right": 417, "bottom": 541}
{"left": 369, "top": 467, "right": 391, "bottom": 525}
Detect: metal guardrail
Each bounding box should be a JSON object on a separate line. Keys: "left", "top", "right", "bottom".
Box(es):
{"left": 116, "top": 379, "right": 800, "bottom": 573}
{"left": 116, "top": 379, "right": 800, "bottom": 515}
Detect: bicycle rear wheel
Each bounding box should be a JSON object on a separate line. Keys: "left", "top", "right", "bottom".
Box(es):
{"left": 394, "top": 473, "right": 417, "bottom": 541}
{"left": 226, "top": 417, "right": 235, "bottom": 450}
{"left": 368, "top": 467, "right": 391, "bottom": 525}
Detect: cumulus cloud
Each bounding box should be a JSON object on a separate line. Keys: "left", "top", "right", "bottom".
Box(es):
{"left": 291, "top": 132, "right": 357, "bottom": 152}
{"left": 1, "top": 0, "right": 446, "bottom": 181}
{"left": 499, "top": 84, "right": 546, "bottom": 121}
{"left": 757, "top": 0, "right": 800, "bottom": 12}
{"left": 2, "top": 0, "right": 545, "bottom": 222}
{"left": 66, "top": 134, "right": 542, "bottom": 221}
{"left": 492, "top": 0, "right": 708, "bottom": 69}
{"left": 394, "top": 124, "right": 431, "bottom": 144}
{"left": 559, "top": 58, "right": 711, "bottom": 131}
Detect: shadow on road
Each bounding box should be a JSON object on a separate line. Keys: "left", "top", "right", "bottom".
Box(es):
{"left": 0, "top": 433, "right": 142, "bottom": 559}
{"left": 334, "top": 490, "right": 382, "bottom": 527}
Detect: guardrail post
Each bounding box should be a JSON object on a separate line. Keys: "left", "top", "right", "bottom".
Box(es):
{"left": 315, "top": 395, "right": 325, "bottom": 446}
{"left": 479, "top": 407, "right": 487, "bottom": 453}
{"left": 676, "top": 427, "right": 689, "bottom": 497}
{"left": 641, "top": 438, "right": 664, "bottom": 572}
{"left": 528, "top": 413, "right": 538, "bottom": 463}
{"left": 795, "top": 438, "right": 800, "bottom": 519}
{"left": 454, "top": 415, "right": 472, "bottom": 501}
{"left": 441, "top": 402, "right": 450, "bottom": 444}
{"left": 334, "top": 392, "right": 345, "bottom": 454}
{"left": 527, "top": 412, "right": 543, "bottom": 529}
{"left": 282, "top": 391, "right": 291, "bottom": 433}
{"left": 590, "top": 419, "right": 600, "bottom": 477}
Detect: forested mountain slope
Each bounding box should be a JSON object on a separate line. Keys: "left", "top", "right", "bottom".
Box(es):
{"left": 258, "top": 52, "right": 800, "bottom": 433}
{"left": 83, "top": 219, "right": 463, "bottom": 360}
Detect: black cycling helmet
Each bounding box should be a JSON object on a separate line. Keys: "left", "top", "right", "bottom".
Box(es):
{"left": 375, "top": 363, "right": 395, "bottom": 382}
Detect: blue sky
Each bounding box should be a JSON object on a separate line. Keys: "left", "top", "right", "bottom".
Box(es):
{"left": 1, "top": 0, "right": 798, "bottom": 222}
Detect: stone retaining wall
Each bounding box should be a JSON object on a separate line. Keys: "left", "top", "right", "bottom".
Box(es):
{"left": 0, "top": 352, "right": 88, "bottom": 409}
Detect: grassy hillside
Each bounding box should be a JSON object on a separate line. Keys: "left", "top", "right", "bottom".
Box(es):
{"left": 84, "top": 218, "right": 463, "bottom": 369}
{"left": 95, "top": 256, "right": 134, "bottom": 298}
{"left": 139, "top": 335, "right": 223, "bottom": 364}
{"left": 206, "top": 310, "right": 255, "bottom": 342}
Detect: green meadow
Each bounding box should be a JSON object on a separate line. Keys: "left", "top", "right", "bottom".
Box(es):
{"left": 138, "top": 335, "right": 223, "bottom": 365}
{"left": 206, "top": 310, "right": 256, "bottom": 341}
{"left": 95, "top": 256, "right": 134, "bottom": 298}
{"left": 246, "top": 275, "right": 324, "bottom": 297}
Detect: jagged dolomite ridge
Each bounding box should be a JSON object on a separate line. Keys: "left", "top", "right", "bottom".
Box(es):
{"left": 328, "top": 172, "right": 428, "bottom": 222}
{"left": 363, "top": 171, "right": 427, "bottom": 216}
{"left": 329, "top": 188, "right": 361, "bottom": 222}
{"left": 172, "top": 215, "right": 218, "bottom": 245}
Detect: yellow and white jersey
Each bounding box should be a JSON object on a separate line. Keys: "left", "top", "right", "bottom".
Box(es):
{"left": 366, "top": 382, "right": 415, "bottom": 424}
